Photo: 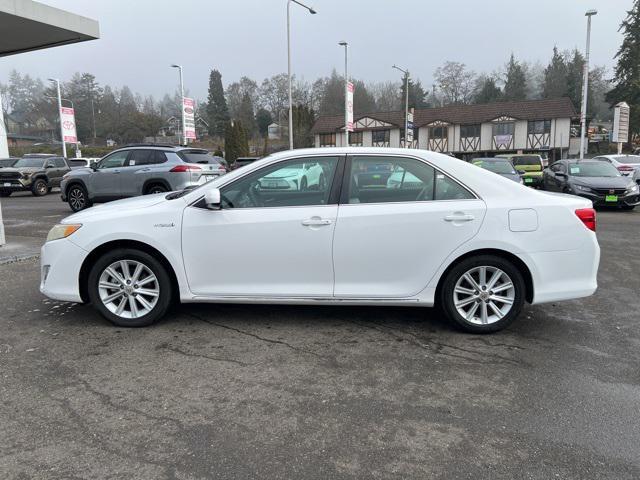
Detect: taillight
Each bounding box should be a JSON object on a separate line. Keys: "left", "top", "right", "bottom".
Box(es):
{"left": 617, "top": 165, "right": 634, "bottom": 172}
{"left": 170, "top": 164, "right": 202, "bottom": 173}
{"left": 575, "top": 208, "right": 596, "bottom": 232}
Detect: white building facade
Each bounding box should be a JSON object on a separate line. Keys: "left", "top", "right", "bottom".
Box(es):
{"left": 312, "top": 98, "right": 577, "bottom": 161}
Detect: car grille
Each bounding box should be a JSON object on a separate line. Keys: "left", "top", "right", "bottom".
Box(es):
{"left": 0, "top": 172, "right": 21, "bottom": 180}
{"left": 593, "top": 188, "right": 626, "bottom": 195}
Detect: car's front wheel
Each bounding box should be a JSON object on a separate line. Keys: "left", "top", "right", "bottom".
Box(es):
{"left": 440, "top": 255, "right": 525, "bottom": 333}
{"left": 67, "top": 184, "right": 92, "bottom": 212}
{"left": 88, "top": 249, "right": 172, "bottom": 327}
{"left": 31, "top": 179, "right": 48, "bottom": 196}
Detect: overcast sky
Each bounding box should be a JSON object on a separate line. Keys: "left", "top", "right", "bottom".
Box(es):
{"left": 1, "top": 0, "right": 634, "bottom": 102}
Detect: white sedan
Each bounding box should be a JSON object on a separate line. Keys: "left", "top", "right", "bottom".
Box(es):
{"left": 40, "top": 148, "right": 600, "bottom": 333}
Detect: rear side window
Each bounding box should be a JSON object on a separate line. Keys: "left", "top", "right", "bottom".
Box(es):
{"left": 128, "top": 150, "right": 152, "bottom": 166}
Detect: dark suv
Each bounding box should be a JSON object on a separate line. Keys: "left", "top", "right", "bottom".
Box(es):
{"left": 0, "top": 155, "right": 70, "bottom": 197}
{"left": 60, "top": 145, "right": 225, "bottom": 211}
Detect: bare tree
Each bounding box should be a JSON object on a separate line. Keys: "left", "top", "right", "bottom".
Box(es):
{"left": 369, "top": 81, "right": 401, "bottom": 111}
{"left": 433, "top": 61, "right": 476, "bottom": 105}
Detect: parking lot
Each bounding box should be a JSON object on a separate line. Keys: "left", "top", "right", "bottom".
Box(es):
{"left": 1, "top": 193, "right": 639, "bottom": 479}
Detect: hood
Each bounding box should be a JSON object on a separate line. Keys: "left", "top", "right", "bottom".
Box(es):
{"left": 570, "top": 176, "right": 633, "bottom": 189}
{"left": 64, "top": 193, "right": 171, "bottom": 223}
{"left": 0, "top": 167, "right": 39, "bottom": 174}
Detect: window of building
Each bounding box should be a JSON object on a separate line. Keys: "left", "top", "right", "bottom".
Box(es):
{"left": 492, "top": 122, "right": 514, "bottom": 136}
{"left": 349, "top": 131, "right": 363, "bottom": 146}
{"left": 460, "top": 124, "right": 481, "bottom": 138}
{"left": 346, "top": 156, "right": 474, "bottom": 204}
{"left": 371, "top": 129, "right": 390, "bottom": 144}
{"left": 220, "top": 156, "right": 339, "bottom": 209}
{"left": 319, "top": 133, "right": 336, "bottom": 147}
{"left": 429, "top": 126, "right": 448, "bottom": 139}
{"left": 527, "top": 119, "right": 552, "bottom": 135}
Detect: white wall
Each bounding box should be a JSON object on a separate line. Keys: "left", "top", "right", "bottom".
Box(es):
{"left": 513, "top": 120, "right": 528, "bottom": 150}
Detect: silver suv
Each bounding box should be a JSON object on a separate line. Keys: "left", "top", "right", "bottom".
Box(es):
{"left": 61, "top": 145, "right": 227, "bottom": 211}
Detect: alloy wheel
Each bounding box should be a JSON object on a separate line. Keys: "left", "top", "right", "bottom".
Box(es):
{"left": 69, "top": 187, "right": 86, "bottom": 211}
{"left": 36, "top": 181, "right": 47, "bottom": 195}
{"left": 98, "top": 260, "right": 160, "bottom": 319}
{"left": 453, "top": 266, "right": 515, "bottom": 325}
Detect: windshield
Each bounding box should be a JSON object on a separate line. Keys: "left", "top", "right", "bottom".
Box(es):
{"left": 0, "top": 159, "right": 17, "bottom": 167}
{"left": 13, "top": 158, "right": 45, "bottom": 168}
{"left": 569, "top": 162, "right": 621, "bottom": 178}
{"left": 613, "top": 155, "right": 640, "bottom": 164}
{"left": 474, "top": 160, "right": 516, "bottom": 174}
{"left": 511, "top": 156, "right": 542, "bottom": 166}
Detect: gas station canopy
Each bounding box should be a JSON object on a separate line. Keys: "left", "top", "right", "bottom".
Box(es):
{"left": 0, "top": 0, "right": 99, "bottom": 57}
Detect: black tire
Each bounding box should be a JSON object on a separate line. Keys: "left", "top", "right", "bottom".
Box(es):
{"left": 67, "top": 184, "right": 92, "bottom": 212}
{"left": 0, "top": 190, "right": 11, "bottom": 197}
{"left": 31, "top": 179, "right": 48, "bottom": 196}
{"left": 87, "top": 248, "right": 172, "bottom": 327}
{"left": 439, "top": 255, "right": 526, "bottom": 334}
{"left": 146, "top": 184, "right": 168, "bottom": 195}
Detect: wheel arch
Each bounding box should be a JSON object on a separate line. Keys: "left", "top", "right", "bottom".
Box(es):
{"left": 65, "top": 179, "right": 88, "bottom": 196}
{"left": 434, "top": 248, "right": 534, "bottom": 304}
{"left": 142, "top": 178, "right": 172, "bottom": 194}
{"left": 78, "top": 239, "right": 180, "bottom": 304}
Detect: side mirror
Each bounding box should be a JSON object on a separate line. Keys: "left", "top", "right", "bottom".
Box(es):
{"left": 204, "top": 188, "right": 221, "bottom": 210}
{"left": 516, "top": 169, "right": 526, "bottom": 175}
{"left": 45, "top": 164, "right": 54, "bottom": 169}
{"left": 556, "top": 172, "right": 568, "bottom": 178}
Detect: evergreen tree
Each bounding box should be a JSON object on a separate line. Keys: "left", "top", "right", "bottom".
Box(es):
{"left": 234, "top": 121, "right": 249, "bottom": 157}
{"left": 255, "top": 108, "right": 273, "bottom": 138}
{"left": 399, "top": 74, "right": 429, "bottom": 108}
{"left": 353, "top": 80, "right": 376, "bottom": 114}
{"left": 237, "top": 92, "right": 256, "bottom": 137}
{"left": 474, "top": 76, "right": 502, "bottom": 104}
{"left": 206, "top": 69, "right": 229, "bottom": 137}
{"left": 542, "top": 47, "right": 568, "bottom": 99}
{"left": 503, "top": 54, "right": 527, "bottom": 101}
{"left": 566, "top": 49, "right": 586, "bottom": 110}
{"left": 224, "top": 122, "right": 236, "bottom": 165}
{"left": 606, "top": 0, "right": 640, "bottom": 139}
{"left": 292, "top": 105, "right": 315, "bottom": 148}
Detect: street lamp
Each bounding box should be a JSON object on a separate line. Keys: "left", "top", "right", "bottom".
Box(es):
{"left": 339, "top": 41, "right": 349, "bottom": 147}
{"left": 48, "top": 78, "right": 67, "bottom": 158}
{"left": 579, "top": 9, "right": 597, "bottom": 160}
{"left": 171, "top": 64, "right": 186, "bottom": 146}
{"left": 287, "top": 0, "right": 316, "bottom": 150}
{"left": 393, "top": 65, "right": 409, "bottom": 148}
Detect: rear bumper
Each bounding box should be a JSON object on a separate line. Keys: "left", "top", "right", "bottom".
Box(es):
{"left": 522, "top": 175, "right": 543, "bottom": 187}
{"left": 40, "top": 238, "right": 88, "bottom": 303}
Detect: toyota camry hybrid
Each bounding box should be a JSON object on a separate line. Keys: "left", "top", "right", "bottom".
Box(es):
{"left": 40, "top": 148, "right": 600, "bottom": 333}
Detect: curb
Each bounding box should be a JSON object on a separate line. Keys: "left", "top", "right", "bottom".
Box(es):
{"left": 0, "top": 253, "right": 40, "bottom": 266}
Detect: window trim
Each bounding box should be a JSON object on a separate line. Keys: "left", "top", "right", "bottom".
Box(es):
{"left": 340, "top": 153, "right": 479, "bottom": 206}
{"left": 319, "top": 132, "right": 336, "bottom": 147}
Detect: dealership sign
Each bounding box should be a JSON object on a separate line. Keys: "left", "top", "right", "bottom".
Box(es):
{"left": 346, "top": 82, "right": 354, "bottom": 132}
{"left": 60, "top": 107, "right": 77, "bottom": 143}
{"left": 612, "top": 102, "right": 630, "bottom": 144}
{"left": 183, "top": 97, "right": 196, "bottom": 140}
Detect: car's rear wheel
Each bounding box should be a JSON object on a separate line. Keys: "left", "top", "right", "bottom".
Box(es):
{"left": 0, "top": 190, "right": 11, "bottom": 197}
{"left": 440, "top": 255, "right": 525, "bottom": 333}
{"left": 31, "top": 179, "right": 48, "bottom": 196}
{"left": 88, "top": 249, "right": 172, "bottom": 327}
{"left": 146, "top": 184, "right": 168, "bottom": 194}
{"left": 67, "top": 184, "right": 91, "bottom": 212}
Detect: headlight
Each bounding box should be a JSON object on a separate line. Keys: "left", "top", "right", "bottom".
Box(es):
{"left": 46, "top": 224, "right": 82, "bottom": 242}
{"left": 22, "top": 171, "right": 33, "bottom": 178}
{"left": 627, "top": 184, "right": 639, "bottom": 194}
{"left": 574, "top": 184, "right": 591, "bottom": 192}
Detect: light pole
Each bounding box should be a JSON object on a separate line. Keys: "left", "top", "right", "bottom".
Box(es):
{"left": 393, "top": 65, "right": 409, "bottom": 148}
{"left": 339, "top": 41, "right": 349, "bottom": 147}
{"left": 579, "top": 9, "right": 597, "bottom": 160}
{"left": 171, "top": 64, "right": 186, "bottom": 146}
{"left": 48, "top": 78, "right": 67, "bottom": 158}
{"left": 287, "top": 0, "right": 316, "bottom": 150}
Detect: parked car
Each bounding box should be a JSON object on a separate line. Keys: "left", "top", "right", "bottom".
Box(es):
{"left": 496, "top": 154, "right": 545, "bottom": 187}
{"left": 0, "top": 157, "right": 19, "bottom": 168}
{"left": 41, "top": 147, "right": 600, "bottom": 334}
{"left": 472, "top": 158, "right": 523, "bottom": 183}
{"left": 0, "top": 155, "right": 70, "bottom": 197}
{"left": 60, "top": 145, "right": 225, "bottom": 212}
{"left": 68, "top": 158, "right": 100, "bottom": 169}
{"left": 258, "top": 161, "right": 327, "bottom": 191}
{"left": 543, "top": 159, "right": 640, "bottom": 210}
{"left": 178, "top": 149, "right": 228, "bottom": 175}
{"left": 592, "top": 154, "right": 640, "bottom": 180}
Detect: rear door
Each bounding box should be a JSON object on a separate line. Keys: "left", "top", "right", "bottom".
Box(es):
{"left": 120, "top": 149, "right": 155, "bottom": 196}
{"left": 332, "top": 155, "right": 486, "bottom": 298}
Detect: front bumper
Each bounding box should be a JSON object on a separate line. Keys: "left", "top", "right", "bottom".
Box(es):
{"left": 572, "top": 190, "right": 640, "bottom": 207}
{"left": 0, "top": 178, "right": 31, "bottom": 191}
{"left": 40, "top": 238, "right": 88, "bottom": 303}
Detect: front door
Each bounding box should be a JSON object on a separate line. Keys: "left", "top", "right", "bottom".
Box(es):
{"left": 92, "top": 150, "right": 129, "bottom": 199}
{"left": 182, "top": 155, "right": 342, "bottom": 297}
{"left": 333, "top": 155, "right": 486, "bottom": 298}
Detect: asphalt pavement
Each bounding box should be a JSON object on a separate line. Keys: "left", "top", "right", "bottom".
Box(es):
{"left": 1, "top": 193, "right": 639, "bottom": 479}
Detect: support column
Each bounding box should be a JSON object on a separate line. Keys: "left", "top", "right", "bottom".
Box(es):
{"left": 0, "top": 94, "right": 7, "bottom": 246}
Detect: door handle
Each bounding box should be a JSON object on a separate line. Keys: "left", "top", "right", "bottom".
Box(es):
{"left": 113, "top": 170, "right": 121, "bottom": 174}
{"left": 444, "top": 213, "right": 475, "bottom": 222}
{"left": 302, "top": 218, "right": 333, "bottom": 226}
{"left": 139, "top": 168, "right": 151, "bottom": 172}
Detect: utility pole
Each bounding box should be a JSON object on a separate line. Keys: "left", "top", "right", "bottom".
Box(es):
{"left": 393, "top": 65, "right": 410, "bottom": 148}
{"left": 579, "top": 9, "right": 597, "bottom": 160}
{"left": 339, "top": 41, "right": 349, "bottom": 147}
{"left": 171, "top": 64, "right": 186, "bottom": 146}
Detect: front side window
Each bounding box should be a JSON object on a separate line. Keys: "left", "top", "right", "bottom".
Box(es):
{"left": 99, "top": 151, "right": 129, "bottom": 169}
{"left": 54, "top": 158, "right": 67, "bottom": 168}
{"left": 319, "top": 133, "right": 336, "bottom": 147}
{"left": 347, "top": 156, "right": 474, "bottom": 204}
{"left": 220, "top": 156, "right": 339, "bottom": 209}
